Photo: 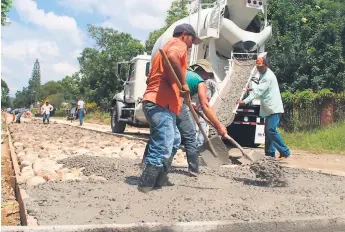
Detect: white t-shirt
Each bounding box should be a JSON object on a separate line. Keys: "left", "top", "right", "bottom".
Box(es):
{"left": 41, "top": 104, "right": 54, "bottom": 114}
{"left": 77, "top": 100, "right": 85, "bottom": 109}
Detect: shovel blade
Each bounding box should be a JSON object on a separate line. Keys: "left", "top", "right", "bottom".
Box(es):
{"left": 198, "top": 136, "right": 229, "bottom": 167}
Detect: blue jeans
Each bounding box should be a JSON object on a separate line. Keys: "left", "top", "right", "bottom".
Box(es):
{"left": 195, "top": 111, "right": 208, "bottom": 147}
{"left": 78, "top": 109, "right": 84, "bottom": 125}
{"left": 265, "top": 113, "right": 290, "bottom": 157}
{"left": 176, "top": 104, "right": 199, "bottom": 172}
{"left": 43, "top": 113, "right": 50, "bottom": 122}
{"left": 143, "top": 101, "right": 181, "bottom": 168}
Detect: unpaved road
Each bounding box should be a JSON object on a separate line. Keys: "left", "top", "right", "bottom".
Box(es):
{"left": 1, "top": 122, "right": 20, "bottom": 226}
{"left": 6, "top": 119, "right": 345, "bottom": 225}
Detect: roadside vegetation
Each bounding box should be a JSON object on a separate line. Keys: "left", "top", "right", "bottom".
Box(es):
{"left": 281, "top": 122, "right": 345, "bottom": 155}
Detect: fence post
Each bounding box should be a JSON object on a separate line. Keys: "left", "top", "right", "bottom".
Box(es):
{"left": 320, "top": 99, "right": 334, "bottom": 127}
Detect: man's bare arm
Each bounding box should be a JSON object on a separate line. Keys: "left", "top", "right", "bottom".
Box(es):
{"left": 166, "top": 50, "right": 186, "bottom": 85}
{"left": 198, "top": 83, "right": 226, "bottom": 136}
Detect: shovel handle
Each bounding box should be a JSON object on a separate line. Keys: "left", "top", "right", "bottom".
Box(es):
{"left": 159, "top": 49, "right": 209, "bottom": 141}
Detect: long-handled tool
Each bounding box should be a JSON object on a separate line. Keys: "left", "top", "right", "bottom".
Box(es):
{"left": 195, "top": 110, "right": 262, "bottom": 165}
{"left": 159, "top": 49, "right": 229, "bottom": 167}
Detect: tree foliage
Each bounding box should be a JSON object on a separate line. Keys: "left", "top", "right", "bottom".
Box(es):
{"left": 145, "top": 0, "right": 189, "bottom": 53}
{"left": 1, "top": 0, "right": 12, "bottom": 26}
{"left": 77, "top": 25, "right": 144, "bottom": 109}
{"left": 1, "top": 79, "right": 10, "bottom": 107}
{"left": 267, "top": 0, "right": 345, "bottom": 93}
{"left": 28, "top": 59, "right": 42, "bottom": 102}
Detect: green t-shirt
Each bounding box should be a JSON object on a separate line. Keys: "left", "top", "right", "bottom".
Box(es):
{"left": 186, "top": 70, "right": 204, "bottom": 97}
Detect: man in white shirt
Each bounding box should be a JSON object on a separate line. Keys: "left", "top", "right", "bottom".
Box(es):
{"left": 41, "top": 101, "right": 54, "bottom": 124}
{"left": 77, "top": 99, "right": 85, "bottom": 126}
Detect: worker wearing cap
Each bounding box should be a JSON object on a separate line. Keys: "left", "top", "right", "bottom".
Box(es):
{"left": 41, "top": 101, "right": 54, "bottom": 124}
{"left": 237, "top": 57, "right": 290, "bottom": 160}
{"left": 139, "top": 24, "right": 202, "bottom": 193}
{"left": 141, "top": 59, "right": 227, "bottom": 185}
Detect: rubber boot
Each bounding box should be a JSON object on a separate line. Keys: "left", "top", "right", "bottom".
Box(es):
{"left": 187, "top": 155, "right": 200, "bottom": 177}
{"left": 155, "top": 149, "right": 177, "bottom": 188}
{"left": 137, "top": 164, "right": 162, "bottom": 193}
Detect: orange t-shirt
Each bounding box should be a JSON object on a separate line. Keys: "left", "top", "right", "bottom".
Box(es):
{"left": 142, "top": 38, "right": 188, "bottom": 115}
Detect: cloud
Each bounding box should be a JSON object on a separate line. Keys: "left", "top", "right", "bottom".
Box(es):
{"left": 52, "top": 62, "right": 78, "bottom": 75}
{"left": 57, "top": 0, "right": 173, "bottom": 40}
{"left": 2, "top": 40, "right": 60, "bottom": 61}
{"left": 15, "top": 0, "right": 83, "bottom": 46}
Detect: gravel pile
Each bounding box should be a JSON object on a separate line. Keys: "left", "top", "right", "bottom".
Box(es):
{"left": 250, "top": 157, "right": 287, "bottom": 187}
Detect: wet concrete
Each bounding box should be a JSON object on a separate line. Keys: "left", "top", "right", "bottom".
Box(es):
{"left": 26, "top": 155, "right": 345, "bottom": 225}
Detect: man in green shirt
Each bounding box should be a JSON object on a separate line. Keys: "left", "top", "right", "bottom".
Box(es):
{"left": 142, "top": 59, "right": 227, "bottom": 186}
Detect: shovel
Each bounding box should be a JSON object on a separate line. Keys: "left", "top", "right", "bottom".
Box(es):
{"left": 159, "top": 49, "right": 229, "bottom": 167}
{"left": 195, "top": 110, "right": 262, "bottom": 165}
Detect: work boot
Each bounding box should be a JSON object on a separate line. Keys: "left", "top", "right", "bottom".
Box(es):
{"left": 187, "top": 155, "right": 200, "bottom": 177}
{"left": 138, "top": 165, "right": 162, "bottom": 193}
{"left": 155, "top": 149, "right": 176, "bottom": 188}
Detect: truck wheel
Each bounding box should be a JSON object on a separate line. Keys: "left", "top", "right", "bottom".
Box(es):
{"left": 111, "top": 103, "right": 126, "bottom": 133}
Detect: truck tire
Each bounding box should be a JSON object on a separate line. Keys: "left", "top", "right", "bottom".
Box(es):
{"left": 111, "top": 102, "right": 126, "bottom": 133}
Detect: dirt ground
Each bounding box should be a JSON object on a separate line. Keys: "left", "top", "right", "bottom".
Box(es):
{"left": 7, "top": 119, "right": 345, "bottom": 225}
{"left": 1, "top": 124, "right": 21, "bottom": 226}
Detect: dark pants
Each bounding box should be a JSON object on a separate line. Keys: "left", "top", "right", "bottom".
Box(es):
{"left": 265, "top": 113, "right": 290, "bottom": 157}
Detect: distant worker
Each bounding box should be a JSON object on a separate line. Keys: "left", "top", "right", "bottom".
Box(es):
{"left": 237, "top": 57, "right": 290, "bottom": 160}
{"left": 138, "top": 24, "right": 202, "bottom": 193}
{"left": 76, "top": 98, "right": 85, "bottom": 126}
{"left": 41, "top": 101, "right": 54, "bottom": 124}
{"left": 70, "top": 103, "right": 77, "bottom": 123}
{"left": 11, "top": 108, "right": 27, "bottom": 124}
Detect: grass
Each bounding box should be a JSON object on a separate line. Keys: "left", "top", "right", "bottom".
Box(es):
{"left": 280, "top": 122, "right": 345, "bottom": 155}
{"left": 84, "top": 110, "right": 111, "bottom": 125}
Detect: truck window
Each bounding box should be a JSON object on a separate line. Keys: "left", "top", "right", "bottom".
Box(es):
{"left": 128, "top": 63, "right": 135, "bottom": 81}
{"left": 145, "top": 62, "right": 150, "bottom": 77}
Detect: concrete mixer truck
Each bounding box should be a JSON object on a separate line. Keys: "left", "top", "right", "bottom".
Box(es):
{"left": 110, "top": 0, "right": 272, "bottom": 147}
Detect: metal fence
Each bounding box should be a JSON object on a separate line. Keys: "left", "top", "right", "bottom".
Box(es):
{"left": 280, "top": 94, "right": 345, "bottom": 132}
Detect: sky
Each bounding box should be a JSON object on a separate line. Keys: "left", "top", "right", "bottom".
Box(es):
{"left": 1, "top": 0, "right": 174, "bottom": 96}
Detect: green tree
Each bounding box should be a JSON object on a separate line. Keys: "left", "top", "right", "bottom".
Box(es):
{"left": 1, "top": 79, "right": 10, "bottom": 107}
{"left": 1, "top": 0, "right": 12, "bottom": 26}
{"left": 59, "top": 73, "right": 80, "bottom": 101}
{"left": 266, "top": 0, "right": 345, "bottom": 92}
{"left": 28, "top": 59, "right": 42, "bottom": 103}
{"left": 77, "top": 25, "right": 144, "bottom": 108}
{"left": 41, "top": 81, "right": 63, "bottom": 97}
{"left": 145, "top": 0, "right": 189, "bottom": 53}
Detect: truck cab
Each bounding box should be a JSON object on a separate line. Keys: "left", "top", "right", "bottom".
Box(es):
{"left": 110, "top": 54, "right": 151, "bottom": 133}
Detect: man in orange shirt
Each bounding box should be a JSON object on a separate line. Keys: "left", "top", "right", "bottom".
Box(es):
{"left": 138, "top": 24, "right": 201, "bottom": 193}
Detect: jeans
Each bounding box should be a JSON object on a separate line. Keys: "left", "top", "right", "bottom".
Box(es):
{"left": 176, "top": 104, "right": 199, "bottom": 172}
{"left": 78, "top": 109, "right": 84, "bottom": 125}
{"left": 195, "top": 111, "right": 208, "bottom": 147}
{"left": 15, "top": 113, "right": 22, "bottom": 123}
{"left": 43, "top": 113, "right": 50, "bottom": 122}
{"left": 265, "top": 113, "right": 290, "bottom": 157}
{"left": 143, "top": 101, "right": 181, "bottom": 168}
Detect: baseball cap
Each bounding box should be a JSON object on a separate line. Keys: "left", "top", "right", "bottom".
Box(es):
{"left": 190, "top": 59, "right": 214, "bottom": 76}
{"left": 173, "top": 23, "right": 202, "bottom": 45}
{"left": 256, "top": 57, "right": 268, "bottom": 67}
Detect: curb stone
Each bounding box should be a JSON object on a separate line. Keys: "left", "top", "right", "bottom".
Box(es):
{"left": 2, "top": 215, "right": 345, "bottom": 232}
